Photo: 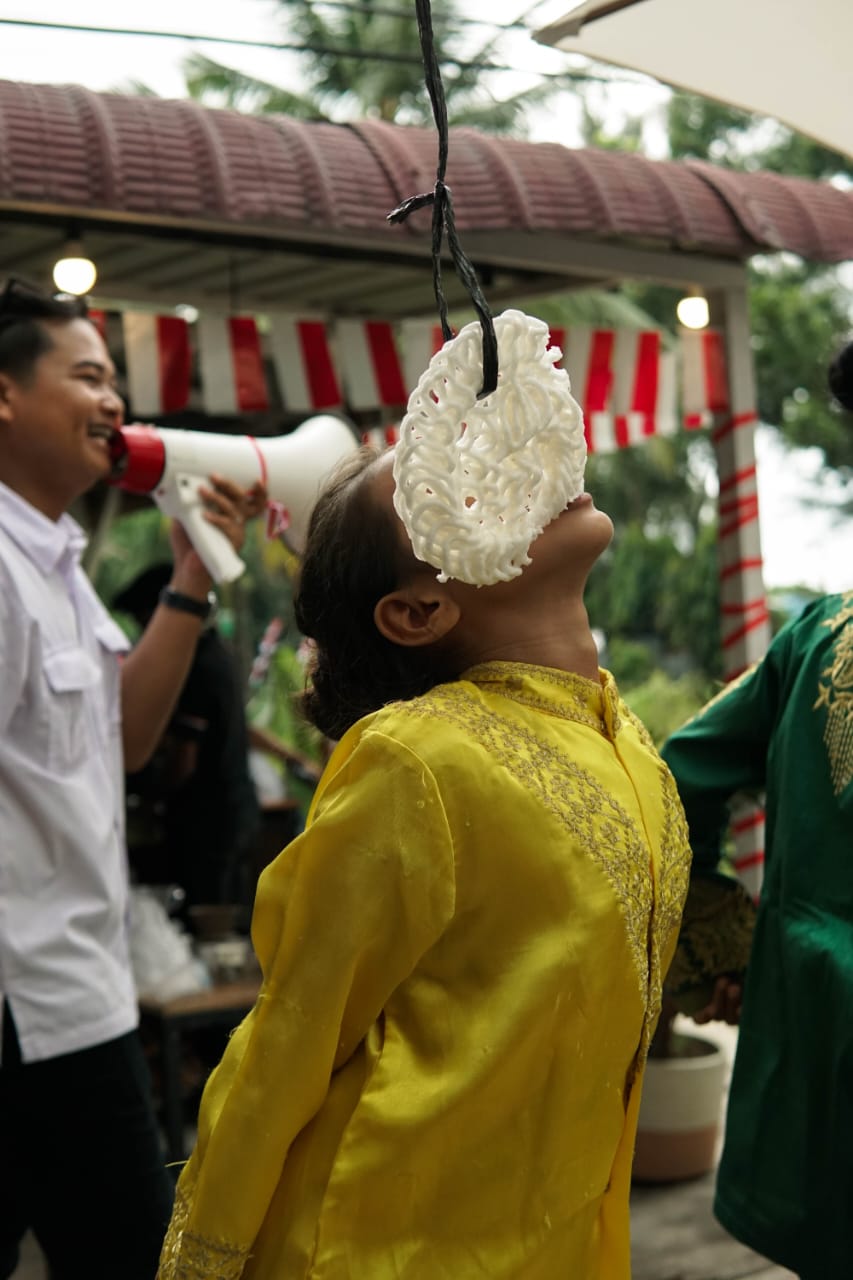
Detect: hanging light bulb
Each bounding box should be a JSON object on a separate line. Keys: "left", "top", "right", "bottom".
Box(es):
{"left": 676, "top": 291, "right": 710, "bottom": 330}
{"left": 53, "top": 238, "right": 97, "bottom": 296}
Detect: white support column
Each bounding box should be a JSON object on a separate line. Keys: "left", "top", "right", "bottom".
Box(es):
{"left": 708, "top": 282, "right": 771, "bottom": 900}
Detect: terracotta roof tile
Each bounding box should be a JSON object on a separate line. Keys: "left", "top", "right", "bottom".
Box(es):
{"left": 0, "top": 78, "right": 851, "bottom": 271}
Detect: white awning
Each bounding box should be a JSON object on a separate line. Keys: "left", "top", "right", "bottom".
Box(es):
{"left": 535, "top": 0, "right": 852, "bottom": 161}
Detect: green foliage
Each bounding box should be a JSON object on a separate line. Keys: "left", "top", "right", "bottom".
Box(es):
{"left": 181, "top": 0, "right": 566, "bottom": 134}
{"left": 668, "top": 92, "right": 852, "bottom": 181}
{"left": 183, "top": 54, "right": 327, "bottom": 118}
{"left": 90, "top": 507, "right": 172, "bottom": 612}
{"left": 580, "top": 101, "right": 644, "bottom": 153}
{"left": 666, "top": 94, "right": 758, "bottom": 167}
{"left": 247, "top": 642, "right": 324, "bottom": 813}
{"left": 586, "top": 514, "right": 722, "bottom": 680}
{"left": 656, "top": 522, "right": 722, "bottom": 676}
{"left": 621, "top": 670, "right": 715, "bottom": 749}
{"left": 748, "top": 262, "right": 853, "bottom": 472}
{"left": 605, "top": 636, "right": 654, "bottom": 687}
{"left": 664, "top": 92, "right": 853, "bottom": 477}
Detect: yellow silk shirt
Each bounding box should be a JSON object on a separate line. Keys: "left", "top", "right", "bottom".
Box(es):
{"left": 160, "top": 663, "right": 690, "bottom": 1279}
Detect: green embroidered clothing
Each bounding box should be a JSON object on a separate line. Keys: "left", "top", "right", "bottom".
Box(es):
{"left": 662, "top": 593, "right": 853, "bottom": 1278}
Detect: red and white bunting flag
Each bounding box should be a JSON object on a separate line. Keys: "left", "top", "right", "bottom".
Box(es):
{"left": 553, "top": 326, "right": 675, "bottom": 454}
{"left": 400, "top": 318, "right": 448, "bottom": 395}
{"left": 267, "top": 314, "right": 342, "bottom": 413}
{"left": 198, "top": 314, "right": 269, "bottom": 415}
{"left": 122, "top": 313, "right": 191, "bottom": 417}
{"left": 681, "top": 328, "right": 730, "bottom": 428}
{"left": 335, "top": 320, "right": 407, "bottom": 410}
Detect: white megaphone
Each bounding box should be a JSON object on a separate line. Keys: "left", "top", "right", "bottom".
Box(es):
{"left": 108, "top": 415, "right": 360, "bottom": 583}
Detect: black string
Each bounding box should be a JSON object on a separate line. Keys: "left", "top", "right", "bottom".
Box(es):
{"left": 387, "top": 0, "right": 498, "bottom": 397}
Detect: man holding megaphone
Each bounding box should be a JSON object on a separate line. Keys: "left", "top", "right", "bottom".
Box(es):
{"left": 108, "top": 412, "right": 360, "bottom": 584}
{"left": 0, "top": 278, "right": 265, "bottom": 1280}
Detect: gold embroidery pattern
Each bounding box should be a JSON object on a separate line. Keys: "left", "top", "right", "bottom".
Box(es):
{"left": 622, "top": 706, "right": 692, "bottom": 1050}
{"left": 815, "top": 594, "right": 853, "bottom": 796}
{"left": 464, "top": 661, "right": 621, "bottom": 736}
{"left": 665, "top": 876, "right": 757, "bottom": 1002}
{"left": 403, "top": 681, "right": 689, "bottom": 1059}
{"left": 406, "top": 686, "right": 636, "bottom": 980}
{"left": 158, "top": 1180, "right": 250, "bottom": 1280}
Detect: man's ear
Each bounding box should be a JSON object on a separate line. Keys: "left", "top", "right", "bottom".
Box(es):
{"left": 0, "top": 372, "right": 16, "bottom": 425}
{"left": 374, "top": 579, "right": 461, "bottom": 648}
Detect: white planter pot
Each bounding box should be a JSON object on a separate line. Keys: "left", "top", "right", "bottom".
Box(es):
{"left": 632, "top": 1030, "right": 728, "bottom": 1183}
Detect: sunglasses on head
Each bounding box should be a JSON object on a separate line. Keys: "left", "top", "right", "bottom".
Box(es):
{"left": 0, "top": 277, "right": 88, "bottom": 326}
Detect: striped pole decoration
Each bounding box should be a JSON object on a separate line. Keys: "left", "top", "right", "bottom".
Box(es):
{"left": 728, "top": 797, "right": 766, "bottom": 902}
{"left": 705, "top": 292, "right": 771, "bottom": 899}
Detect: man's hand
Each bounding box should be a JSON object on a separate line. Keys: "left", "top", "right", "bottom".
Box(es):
{"left": 691, "top": 974, "right": 743, "bottom": 1026}
{"left": 169, "top": 474, "right": 267, "bottom": 589}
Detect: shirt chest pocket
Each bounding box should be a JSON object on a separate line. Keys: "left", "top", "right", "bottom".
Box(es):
{"left": 42, "top": 645, "right": 103, "bottom": 774}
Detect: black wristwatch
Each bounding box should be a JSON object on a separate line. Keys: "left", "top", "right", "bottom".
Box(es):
{"left": 158, "top": 586, "right": 217, "bottom": 623}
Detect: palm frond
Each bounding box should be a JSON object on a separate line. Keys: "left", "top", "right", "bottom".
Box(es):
{"left": 183, "top": 54, "right": 329, "bottom": 119}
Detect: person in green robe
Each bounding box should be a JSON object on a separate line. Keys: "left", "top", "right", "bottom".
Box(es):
{"left": 661, "top": 340, "right": 853, "bottom": 1280}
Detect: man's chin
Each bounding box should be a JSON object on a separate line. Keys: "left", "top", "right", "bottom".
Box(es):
{"left": 86, "top": 437, "right": 114, "bottom": 474}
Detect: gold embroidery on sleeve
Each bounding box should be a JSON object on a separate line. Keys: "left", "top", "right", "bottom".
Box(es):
{"left": 816, "top": 595, "right": 853, "bottom": 797}
{"left": 158, "top": 1180, "right": 251, "bottom": 1280}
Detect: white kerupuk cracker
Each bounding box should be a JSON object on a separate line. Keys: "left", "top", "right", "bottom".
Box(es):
{"left": 392, "top": 309, "right": 587, "bottom": 586}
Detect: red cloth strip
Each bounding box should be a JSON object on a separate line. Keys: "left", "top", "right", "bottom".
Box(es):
{"left": 230, "top": 317, "right": 269, "bottom": 413}
{"left": 702, "top": 330, "right": 730, "bottom": 413}
{"left": 632, "top": 330, "right": 660, "bottom": 436}
{"left": 156, "top": 315, "right": 191, "bottom": 414}
{"left": 300, "top": 320, "right": 342, "bottom": 409}
{"left": 365, "top": 321, "right": 407, "bottom": 407}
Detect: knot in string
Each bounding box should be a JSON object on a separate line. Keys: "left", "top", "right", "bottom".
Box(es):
{"left": 386, "top": 0, "right": 498, "bottom": 398}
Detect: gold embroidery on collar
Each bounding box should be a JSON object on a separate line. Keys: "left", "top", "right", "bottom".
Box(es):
{"left": 815, "top": 594, "right": 853, "bottom": 796}
{"left": 159, "top": 1180, "right": 250, "bottom": 1280}
{"left": 463, "top": 661, "right": 620, "bottom": 736}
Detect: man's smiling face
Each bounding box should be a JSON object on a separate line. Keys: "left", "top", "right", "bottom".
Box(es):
{"left": 0, "top": 317, "right": 125, "bottom": 519}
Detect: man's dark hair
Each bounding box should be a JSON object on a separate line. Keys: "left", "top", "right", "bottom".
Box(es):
{"left": 0, "top": 277, "right": 89, "bottom": 381}
{"left": 294, "top": 447, "right": 456, "bottom": 740}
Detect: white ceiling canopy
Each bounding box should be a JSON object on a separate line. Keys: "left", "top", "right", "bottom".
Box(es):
{"left": 535, "top": 0, "right": 853, "bottom": 161}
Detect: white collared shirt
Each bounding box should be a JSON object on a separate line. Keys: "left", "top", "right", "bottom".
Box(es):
{"left": 0, "top": 480, "right": 137, "bottom": 1063}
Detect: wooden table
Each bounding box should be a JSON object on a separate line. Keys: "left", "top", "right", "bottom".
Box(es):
{"left": 139, "top": 978, "right": 261, "bottom": 1164}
